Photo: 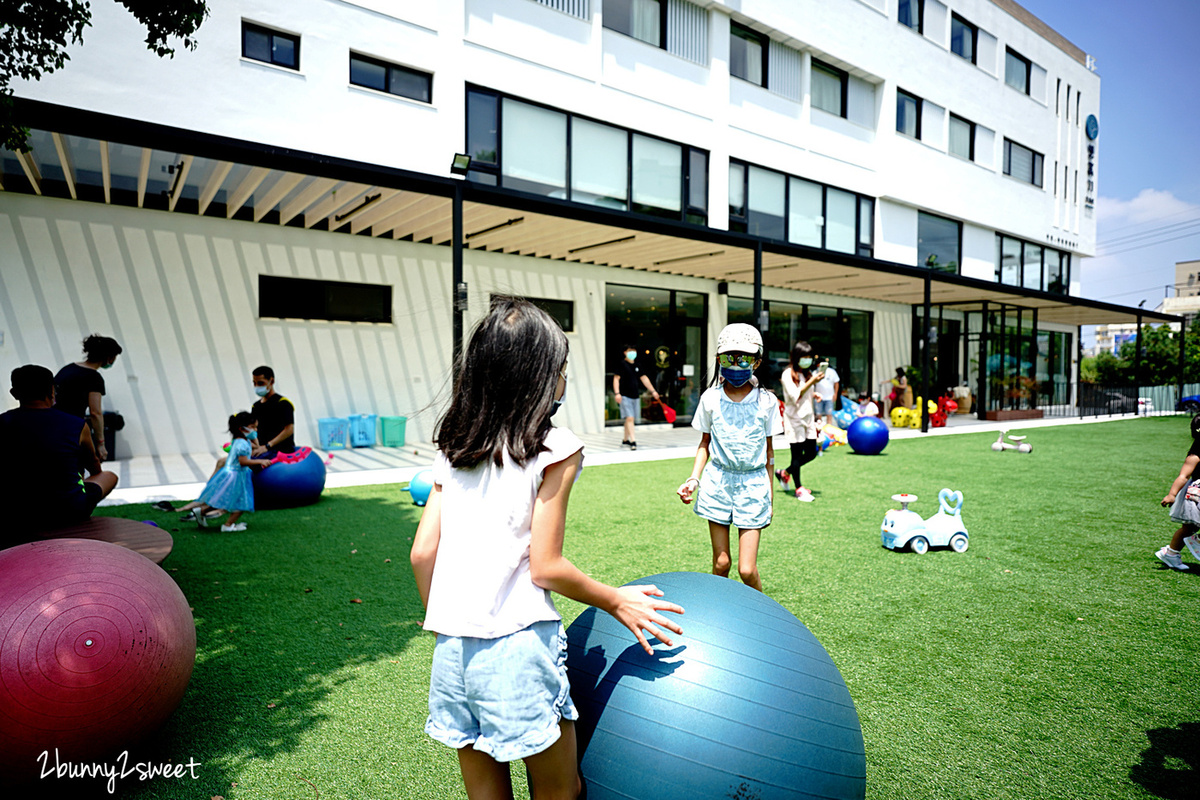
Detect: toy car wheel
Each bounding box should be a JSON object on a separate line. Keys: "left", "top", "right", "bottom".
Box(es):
{"left": 909, "top": 536, "right": 929, "bottom": 555}
{"left": 950, "top": 533, "right": 969, "bottom": 553}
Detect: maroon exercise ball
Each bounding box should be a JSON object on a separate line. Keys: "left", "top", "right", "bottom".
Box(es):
{"left": 0, "top": 539, "right": 195, "bottom": 781}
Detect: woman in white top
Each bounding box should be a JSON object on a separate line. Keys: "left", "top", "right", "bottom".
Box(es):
{"left": 778, "top": 340, "right": 825, "bottom": 502}
{"left": 410, "top": 296, "right": 684, "bottom": 799}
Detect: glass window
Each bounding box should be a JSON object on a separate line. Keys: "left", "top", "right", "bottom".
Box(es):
{"left": 1022, "top": 244, "right": 1043, "bottom": 290}
{"left": 896, "top": 89, "right": 920, "bottom": 139}
{"left": 951, "top": 14, "right": 976, "bottom": 64}
{"left": 998, "top": 235, "right": 1021, "bottom": 285}
{"left": 571, "top": 118, "right": 628, "bottom": 210}
{"left": 501, "top": 99, "right": 567, "bottom": 197}
{"left": 687, "top": 148, "right": 708, "bottom": 221}
{"left": 949, "top": 114, "right": 973, "bottom": 160}
{"left": 746, "top": 166, "right": 785, "bottom": 240}
{"left": 242, "top": 22, "right": 300, "bottom": 70}
{"left": 603, "top": 0, "right": 662, "bottom": 48}
{"left": 728, "top": 161, "right": 746, "bottom": 225}
{"left": 350, "top": 54, "right": 431, "bottom": 102}
{"left": 631, "top": 134, "right": 681, "bottom": 215}
{"left": 898, "top": 0, "right": 922, "bottom": 31}
{"left": 917, "top": 211, "right": 959, "bottom": 273}
{"left": 260, "top": 275, "right": 390, "bottom": 322}
{"left": 730, "top": 23, "right": 767, "bottom": 87}
{"left": 811, "top": 60, "right": 845, "bottom": 117}
{"left": 467, "top": 91, "right": 498, "bottom": 167}
{"left": 1004, "top": 139, "right": 1043, "bottom": 187}
{"left": 825, "top": 188, "right": 856, "bottom": 254}
{"left": 1005, "top": 48, "right": 1030, "bottom": 94}
{"left": 858, "top": 196, "right": 874, "bottom": 256}
{"left": 787, "top": 177, "right": 823, "bottom": 248}
{"left": 1047, "top": 252, "right": 1068, "bottom": 294}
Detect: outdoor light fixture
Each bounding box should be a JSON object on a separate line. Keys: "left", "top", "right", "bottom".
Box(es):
{"left": 450, "top": 153, "right": 471, "bottom": 176}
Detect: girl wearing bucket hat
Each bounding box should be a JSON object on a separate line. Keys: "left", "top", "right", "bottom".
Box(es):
{"left": 676, "top": 323, "right": 783, "bottom": 592}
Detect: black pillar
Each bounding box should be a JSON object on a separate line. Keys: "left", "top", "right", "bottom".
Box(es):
{"left": 1134, "top": 313, "right": 1144, "bottom": 413}
{"left": 921, "top": 275, "right": 931, "bottom": 432}
{"left": 1180, "top": 318, "right": 1188, "bottom": 409}
{"left": 452, "top": 181, "right": 465, "bottom": 365}
{"left": 753, "top": 242, "right": 764, "bottom": 332}
{"left": 978, "top": 302, "right": 989, "bottom": 419}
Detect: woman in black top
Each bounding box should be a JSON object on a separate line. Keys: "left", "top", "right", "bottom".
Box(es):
{"left": 55, "top": 334, "right": 122, "bottom": 461}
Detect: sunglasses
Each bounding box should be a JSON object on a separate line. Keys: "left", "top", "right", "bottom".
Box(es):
{"left": 717, "top": 353, "right": 757, "bottom": 369}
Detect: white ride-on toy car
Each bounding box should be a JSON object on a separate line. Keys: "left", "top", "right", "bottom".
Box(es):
{"left": 881, "top": 490, "right": 969, "bottom": 555}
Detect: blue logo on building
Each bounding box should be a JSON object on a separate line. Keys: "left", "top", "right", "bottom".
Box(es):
{"left": 1086, "top": 114, "right": 1099, "bottom": 140}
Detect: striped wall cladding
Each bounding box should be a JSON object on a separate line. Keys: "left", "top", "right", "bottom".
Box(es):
{"left": 667, "top": 0, "right": 708, "bottom": 65}
{"left": 769, "top": 40, "right": 803, "bottom": 102}
{"left": 532, "top": 0, "right": 589, "bottom": 19}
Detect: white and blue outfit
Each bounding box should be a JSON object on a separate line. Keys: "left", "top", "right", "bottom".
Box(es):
{"left": 197, "top": 438, "right": 255, "bottom": 512}
{"left": 692, "top": 380, "right": 783, "bottom": 529}
{"left": 423, "top": 427, "right": 583, "bottom": 763}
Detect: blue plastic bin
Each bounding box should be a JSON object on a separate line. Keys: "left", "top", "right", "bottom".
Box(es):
{"left": 349, "top": 413, "right": 377, "bottom": 447}
{"left": 318, "top": 417, "right": 349, "bottom": 450}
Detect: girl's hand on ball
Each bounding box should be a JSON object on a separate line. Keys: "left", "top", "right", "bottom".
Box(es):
{"left": 612, "top": 585, "right": 684, "bottom": 655}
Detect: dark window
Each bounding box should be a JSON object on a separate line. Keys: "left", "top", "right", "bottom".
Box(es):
{"left": 350, "top": 54, "right": 431, "bottom": 103}
{"left": 896, "top": 89, "right": 921, "bottom": 139}
{"left": 730, "top": 23, "right": 768, "bottom": 87}
{"left": 917, "top": 211, "right": 959, "bottom": 273}
{"left": 1003, "top": 138, "right": 1044, "bottom": 187}
{"left": 995, "top": 235, "right": 1070, "bottom": 294}
{"left": 949, "top": 114, "right": 975, "bottom": 160}
{"left": 898, "top": 0, "right": 922, "bottom": 32}
{"left": 603, "top": 0, "right": 665, "bottom": 48}
{"left": 811, "top": 59, "right": 847, "bottom": 118}
{"left": 951, "top": 14, "right": 977, "bottom": 64}
{"left": 464, "top": 86, "right": 708, "bottom": 225}
{"left": 1005, "top": 47, "right": 1031, "bottom": 94}
{"left": 242, "top": 22, "right": 300, "bottom": 70}
{"left": 259, "top": 276, "right": 392, "bottom": 323}
{"left": 498, "top": 295, "right": 574, "bottom": 332}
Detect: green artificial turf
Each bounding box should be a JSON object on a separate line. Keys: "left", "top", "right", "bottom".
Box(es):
{"left": 67, "top": 417, "right": 1199, "bottom": 799}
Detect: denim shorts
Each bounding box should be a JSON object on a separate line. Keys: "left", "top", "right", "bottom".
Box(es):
{"left": 695, "top": 466, "right": 772, "bottom": 530}
{"left": 425, "top": 620, "right": 578, "bottom": 763}
{"left": 813, "top": 399, "right": 834, "bottom": 415}
{"left": 618, "top": 395, "right": 640, "bottom": 420}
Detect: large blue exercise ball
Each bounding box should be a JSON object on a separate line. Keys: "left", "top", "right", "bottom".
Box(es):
{"left": 407, "top": 468, "right": 434, "bottom": 506}
{"left": 252, "top": 447, "right": 326, "bottom": 509}
{"left": 846, "top": 416, "right": 889, "bottom": 455}
{"left": 566, "top": 572, "right": 865, "bottom": 800}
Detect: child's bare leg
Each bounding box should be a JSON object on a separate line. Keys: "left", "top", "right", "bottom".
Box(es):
{"left": 457, "top": 746, "right": 514, "bottom": 800}
{"left": 709, "top": 521, "right": 732, "bottom": 578}
{"left": 523, "top": 720, "right": 581, "bottom": 799}
{"left": 1170, "top": 524, "right": 1197, "bottom": 551}
{"left": 226, "top": 511, "right": 243, "bottom": 525}
{"left": 737, "top": 528, "right": 763, "bottom": 592}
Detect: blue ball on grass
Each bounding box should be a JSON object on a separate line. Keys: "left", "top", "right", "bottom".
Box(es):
{"left": 846, "top": 416, "right": 889, "bottom": 455}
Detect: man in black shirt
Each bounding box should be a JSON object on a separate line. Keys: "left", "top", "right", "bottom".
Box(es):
{"left": 0, "top": 365, "right": 118, "bottom": 541}
{"left": 612, "top": 345, "right": 660, "bottom": 451}
{"left": 251, "top": 366, "right": 296, "bottom": 456}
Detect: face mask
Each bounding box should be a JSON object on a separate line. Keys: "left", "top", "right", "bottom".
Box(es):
{"left": 244, "top": 429, "right": 259, "bottom": 441}
{"left": 625, "top": 350, "right": 636, "bottom": 362}
{"left": 550, "top": 397, "right": 564, "bottom": 417}
{"left": 254, "top": 386, "right": 269, "bottom": 397}
{"left": 101, "top": 362, "right": 113, "bottom": 370}
{"left": 720, "top": 366, "right": 754, "bottom": 387}
{"left": 797, "top": 358, "right": 813, "bottom": 369}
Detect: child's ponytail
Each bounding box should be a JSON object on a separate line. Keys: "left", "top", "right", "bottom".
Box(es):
{"left": 228, "top": 411, "right": 256, "bottom": 437}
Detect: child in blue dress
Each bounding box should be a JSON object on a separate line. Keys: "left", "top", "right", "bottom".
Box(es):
{"left": 677, "top": 323, "right": 783, "bottom": 593}
{"left": 410, "top": 296, "right": 684, "bottom": 799}
{"left": 195, "top": 412, "right": 272, "bottom": 532}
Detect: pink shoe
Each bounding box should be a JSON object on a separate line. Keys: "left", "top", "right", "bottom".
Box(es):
{"left": 775, "top": 469, "right": 790, "bottom": 488}
{"left": 795, "top": 487, "right": 814, "bottom": 503}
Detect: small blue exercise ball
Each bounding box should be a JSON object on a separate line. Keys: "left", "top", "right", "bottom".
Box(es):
{"left": 253, "top": 447, "right": 326, "bottom": 509}
{"left": 846, "top": 416, "right": 889, "bottom": 455}
{"left": 407, "top": 468, "right": 434, "bottom": 506}
{"left": 566, "top": 572, "right": 865, "bottom": 800}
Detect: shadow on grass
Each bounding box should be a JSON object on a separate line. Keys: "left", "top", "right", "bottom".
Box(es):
{"left": 70, "top": 490, "right": 428, "bottom": 799}
{"left": 1130, "top": 722, "right": 1199, "bottom": 799}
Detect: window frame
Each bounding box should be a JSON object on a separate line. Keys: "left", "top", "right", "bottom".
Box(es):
{"left": 1003, "top": 137, "right": 1044, "bottom": 188}
{"left": 241, "top": 21, "right": 301, "bottom": 70}
{"left": 464, "top": 85, "right": 708, "bottom": 226}
{"left": 602, "top": 0, "right": 667, "bottom": 49}
{"left": 994, "top": 234, "right": 1071, "bottom": 295}
{"left": 898, "top": 0, "right": 923, "bottom": 33}
{"left": 349, "top": 52, "right": 432, "bottom": 103}
{"left": 728, "top": 157, "right": 875, "bottom": 257}
{"left": 917, "top": 211, "right": 961, "bottom": 274}
{"left": 730, "top": 22, "right": 769, "bottom": 88}
{"left": 811, "top": 58, "right": 849, "bottom": 119}
{"left": 948, "top": 113, "right": 976, "bottom": 161}
{"left": 950, "top": 13, "right": 978, "bottom": 65}
{"left": 1005, "top": 47, "right": 1032, "bottom": 95}
{"left": 896, "top": 88, "right": 922, "bottom": 140}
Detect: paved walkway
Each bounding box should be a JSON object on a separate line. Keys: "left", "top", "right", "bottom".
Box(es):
{"left": 100, "top": 410, "right": 1152, "bottom": 506}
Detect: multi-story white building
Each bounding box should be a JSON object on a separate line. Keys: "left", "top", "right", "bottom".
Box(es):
{"left": 0, "top": 0, "right": 1175, "bottom": 456}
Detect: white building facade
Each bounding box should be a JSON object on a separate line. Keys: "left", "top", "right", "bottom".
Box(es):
{"left": 2, "top": 0, "right": 1152, "bottom": 457}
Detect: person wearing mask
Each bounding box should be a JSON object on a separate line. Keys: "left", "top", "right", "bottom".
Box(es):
{"left": 612, "top": 345, "right": 659, "bottom": 451}
{"left": 54, "top": 334, "right": 123, "bottom": 461}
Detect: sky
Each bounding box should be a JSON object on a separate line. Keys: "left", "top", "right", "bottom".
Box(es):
{"left": 1016, "top": 0, "right": 1200, "bottom": 315}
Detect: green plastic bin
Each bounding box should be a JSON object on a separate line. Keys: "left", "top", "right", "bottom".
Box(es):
{"left": 381, "top": 416, "right": 407, "bottom": 447}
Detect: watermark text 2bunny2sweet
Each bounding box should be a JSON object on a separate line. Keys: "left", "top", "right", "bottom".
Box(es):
{"left": 37, "top": 748, "right": 201, "bottom": 795}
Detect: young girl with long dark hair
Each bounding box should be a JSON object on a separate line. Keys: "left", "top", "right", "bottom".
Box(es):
{"left": 778, "top": 340, "right": 826, "bottom": 502}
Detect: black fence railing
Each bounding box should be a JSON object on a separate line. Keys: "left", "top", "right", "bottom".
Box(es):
{"left": 1077, "top": 383, "right": 1140, "bottom": 417}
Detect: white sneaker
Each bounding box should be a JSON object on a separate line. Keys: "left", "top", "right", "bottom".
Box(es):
{"left": 1156, "top": 547, "right": 1189, "bottom": 571}
{"left": 795, "top": 487, "right": 815, "bottom": 503}
{"left": 221, "top": 522, "right": 247, "bottom": 532}
{"left": 1184, "top": 535, "right": 1200, "bottom": 561}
